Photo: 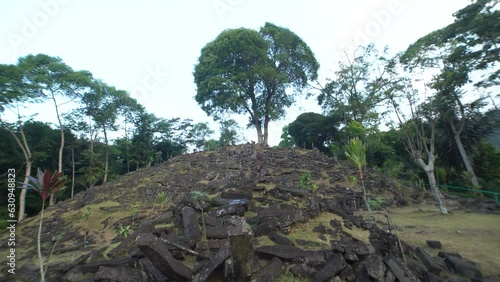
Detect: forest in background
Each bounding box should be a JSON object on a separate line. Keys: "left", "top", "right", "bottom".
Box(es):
{"left": 1, "top": 0, "right": 499, "bottom": 223}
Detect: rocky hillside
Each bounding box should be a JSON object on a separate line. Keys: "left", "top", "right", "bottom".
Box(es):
{"left": 0, "top": 144, "right": 491, "bottom": 281}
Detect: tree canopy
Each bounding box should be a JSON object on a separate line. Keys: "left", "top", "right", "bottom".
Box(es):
{"left": 288, "top": 112, "right": 341, "bottom": 153}
{"left": 401, "top": 0, "right": 499, "bottom": 88}
{"left": 194, "top": 22, "right": 319, "bottom": 145}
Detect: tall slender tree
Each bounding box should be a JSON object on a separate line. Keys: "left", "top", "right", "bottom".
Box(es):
{"left": 80, "top": 80, "right": 130, "bottom": 182}
{"left": 318, "top": 45, "right": 394, "bottom": 129}
{"left": 401, "top": 0, "right": 499, "bottom": 187}
{"left": 18, "top": 54, "right": 92, "bottom": 205}
{"left": 1, "top": 63, "right": 33, "bottom": 221}
{"left": 389, "top": 86, "right": 448, "bottom": 215}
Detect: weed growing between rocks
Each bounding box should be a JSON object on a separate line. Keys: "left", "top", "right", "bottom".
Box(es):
{"left": 81, "top": 205, "right": 92, "bottom": 247}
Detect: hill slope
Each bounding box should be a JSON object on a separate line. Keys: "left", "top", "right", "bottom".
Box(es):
{"left": 1, "top": 144, "right": 497, "bottom": 281}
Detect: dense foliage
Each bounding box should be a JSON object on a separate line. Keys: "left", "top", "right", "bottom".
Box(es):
{"left": 1, "top": 2, "right": 499, "bottom": 223}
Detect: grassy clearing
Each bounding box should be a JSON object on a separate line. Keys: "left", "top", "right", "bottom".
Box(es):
{"left": 374, "top": 204, "right": 500, "bottom": 277}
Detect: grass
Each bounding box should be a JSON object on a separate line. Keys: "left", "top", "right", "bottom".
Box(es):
{"left": 373, "top": 204, "right": 500, "bottom": 277}
{"left": 276, "top": 267, "right": 303, "bottom": 282}
{"left": 287, "top": 213, "right": 340, "bottom": 249}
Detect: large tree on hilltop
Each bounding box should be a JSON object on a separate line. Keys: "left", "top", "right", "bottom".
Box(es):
{"left": 194, "top": 22, "right": 319, "bottom": 145}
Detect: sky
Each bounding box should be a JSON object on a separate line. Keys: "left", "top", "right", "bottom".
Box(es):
{"left": 0, "top": 0, "right": 473, "bottom": 146}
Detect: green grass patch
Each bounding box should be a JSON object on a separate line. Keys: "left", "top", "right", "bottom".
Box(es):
{"left": 374, "top": 205, "right": 500, "bottom": 276}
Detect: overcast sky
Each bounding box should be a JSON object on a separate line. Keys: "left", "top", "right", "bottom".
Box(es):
{"left": 1, "top": 0, "right": 471, "bottom": 145}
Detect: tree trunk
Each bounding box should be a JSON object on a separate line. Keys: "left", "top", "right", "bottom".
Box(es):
{"left": 125, "top": 123, "right": 130, "bottom": 173}
{"left": 103, "top": 128, "right": 109, "bottom": 183}
{"left": 2, "top": 119, "right": 32, "bottom": 222}
{"left": 71, "top": 146, "right": 75, "bottom": 198}
{"left": 263, "top": 115, "right": 270, "bottom": 146}
{"left": 414, "top": 153, "right": 448, "bottom": 215}
{"left": 424, "top": 169, "right": 448, "bottom": 215}
{"left": 89, "top": 135, "right": 95, "bottom": 189}
{"left": 50, "top": 92, "right": 64, "bottom": 206}
{"left": 19, "top": 161, "right": 31, "bottom": 222}
{"left": 254, "top": 120, "right": 264, "bottom": 144}
{"left": 38, "top": 199, "right": 46, "bottom": 282}
{"left": 450, "top": 121, "right": 479, "bottom": 187}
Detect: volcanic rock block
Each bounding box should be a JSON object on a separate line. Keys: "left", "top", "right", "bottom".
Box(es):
{"left": 255, "top": 257, "right": 284, "bottom": 281}
{"left": 339, "top": 265, "right": 356, "bottom": 281}
{"left": 139, "top": 257, "right": 168, "bottom": 282}
{"left": 383, "top": 256, "right": 419, "bottom": 282}
{"left": 203, "top": 214, "right": 219, "bottom": 226}
{"left": 255, "top": 245, "right": 306, "bottom": 260}
{"left": 303, "top": 250, "right": 328, "bottom": 267}
{"left": 107, "top": 222, "right": 155, "bottom": 258}
{"left": 225, "top": 216, "right": 254, "bottom": 281}
{"left": 313, "top": 223, "right": 327, "bottom": 234}
{"left": 345, "top": 251, "right": 359, "bottom": 262}
{"left": 445, "top": 255, "right": 482, "bottom": 279}
{"left": 364, "top": 254, "right": 386, "bottom": 281}
{"left": 355, "top": 263, "right": 371, "bottom": 282}
{"left": 151, "top": 210, "right": 174, "bottom": 225}
{"left": 221, "top": 189, "right": 253, "bottom": 200}
{"left": 252, "top": 222, "right": 276, "bottom": 236}
{"left": 277, "top": 185, "right": 310, "bottom": 197}
{"left": 208, "top": 204, "right": 246, "bottom": 217}
{"left": 181, "top": 196, "right": 210, "bottom": 211}
{"left": 438, "top": 251, "right": 462, "bottom": 259}
{"left": 225, "top": 215, "right": 253, "bottom": 235}
{"left": 314, "top": 253, "right": 347, "bottom": 282}
{"left": 331, "top": 241, "right": 346, "bottom": 253}
{"left": 290, "top": 263, "right": 317, "bottom": 277}
{"left": 258, "top": 204, "right": 306, "bottom": 228}
{"left": 212, "top": 197, "right": 250, "bottom": 209}
{"left": 324, "top": 204, "right": 364, "bottom": 228}
{"left": 211, "top": 197, "right": 232, "bottom": 206}
{"left": 269, "top": 230, "right": 295, "bottom": 246}
{"left": 426, "top": 240, "right": 442, "bottom": 249}
{"left": 415, "top": 247, "right": 443, "bottom": 275}
{"left": 160, "top": 233, "right": 191, "bottom": 251}
{"left": 355, "top": 242, "right": 376, "bottom": 257}
{"left": 205, "top": 226, "right": 230, "bottom": 239}
{"left": 193, "top": 241, "right": 231, "bottom": 282}
{"left": 384, "top": 269, "right": 396, "bottom": 282}
{"left": 94, "top": 265, "right": 144, "bottom": 282}
{"left": 230, "top": 233, "right": 253, "bottom": 281}
{"left": 195, "top": 239, "right": 228, "bottom": 252}
{"left": 182, "top": 206, "right": 202, "bottom": 244}
{"left": 137, "top": 233, "right": 192, "bottom": 281}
